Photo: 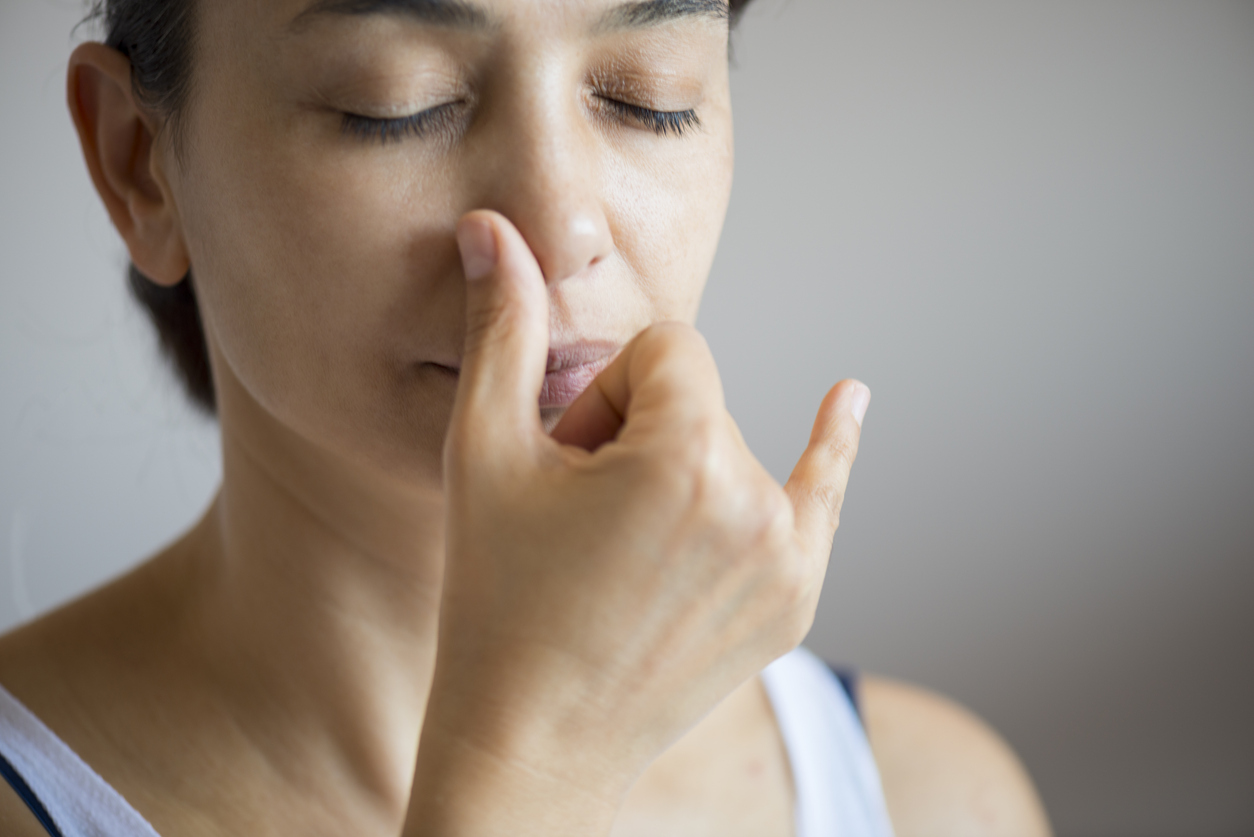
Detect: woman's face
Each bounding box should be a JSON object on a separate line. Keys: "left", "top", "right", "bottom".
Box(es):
{"left": 169, "top": 0, "right": 734, "bottom": 482}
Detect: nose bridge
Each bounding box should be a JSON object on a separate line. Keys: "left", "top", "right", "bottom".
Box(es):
{"left": 477, "top": 58, "right": 613, "bottom": 285}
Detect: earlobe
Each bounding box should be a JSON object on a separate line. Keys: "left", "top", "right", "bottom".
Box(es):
{"left": 67, "top": 42, "right": 190, "bottom": 287}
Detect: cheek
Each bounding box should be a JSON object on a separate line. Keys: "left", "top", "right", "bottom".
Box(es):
{"left": 609, "top": 125, "right": 734, "bottom": 324}
{"left": 175, "top": 102, "right": 463, "bottom": 475}
{"left": 191, "top": 157, "right": 435, "bottom": 381}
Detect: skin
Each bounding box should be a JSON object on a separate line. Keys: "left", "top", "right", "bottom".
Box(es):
{"left": 0, "top": 0, "right": 1051, "bottom": 834}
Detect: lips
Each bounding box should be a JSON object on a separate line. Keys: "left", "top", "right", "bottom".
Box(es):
{"left": 540, "top": 340, "right": 622, "bottom": 407}
{"left": 427, "top": 340, "right": 621, "bottom": 408}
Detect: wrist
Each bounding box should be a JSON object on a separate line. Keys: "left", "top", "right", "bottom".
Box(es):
{"left": 403, "top": 718, "right": 623, "bottom": 837}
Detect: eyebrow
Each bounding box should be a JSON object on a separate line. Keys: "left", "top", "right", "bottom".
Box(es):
{"left": 291, "top": 0, "right": 490, "bottom": 31}
{"left": 599, "top": 0, "right": 729, "bottom": 30}
{"left": 290, "top": 0, "right": 729, "bottom": 32}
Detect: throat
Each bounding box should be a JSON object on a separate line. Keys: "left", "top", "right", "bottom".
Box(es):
{"left": 181, "top": 494, "right": 444, "bottom": 827}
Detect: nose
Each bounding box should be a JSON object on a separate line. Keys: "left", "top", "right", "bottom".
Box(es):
{"left": 468, "top": 81, "right": 614, "bottom": 285}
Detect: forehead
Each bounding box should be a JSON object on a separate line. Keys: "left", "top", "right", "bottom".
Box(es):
{"left": 226, "top": 0, "right": 729, "bottom": 38}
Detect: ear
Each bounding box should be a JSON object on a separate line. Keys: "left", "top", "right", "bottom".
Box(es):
{"left": 67, "top": 42, "right": 190, "bottom": 287}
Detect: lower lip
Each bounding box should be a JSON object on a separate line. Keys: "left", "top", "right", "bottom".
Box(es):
{"left": 539, "top": 359, "right": 611, "bottom": 408}
{"left": 426, "top": 359, "right": 610, "bottom": 408}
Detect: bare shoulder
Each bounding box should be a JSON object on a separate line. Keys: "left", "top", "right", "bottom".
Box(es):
{"left": 860, "top": 674, "right": 1052, "bottom": 837}
{"left": 0, "top": 780, "right": 52, "bottom": 837}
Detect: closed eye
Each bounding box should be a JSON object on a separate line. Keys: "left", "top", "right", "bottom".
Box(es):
{"left": 596, "top": 96, "right": 701, "bottom": 136}
{"left": 341, "top": 97, "right": 699, "bottom": 144}
{"left": 340, "top": 101, "right": 464, "bottom": 144}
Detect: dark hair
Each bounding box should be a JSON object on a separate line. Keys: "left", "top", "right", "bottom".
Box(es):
{"left": 91, "top": 0, "right": 754, "bottom": 416}
{"left": 88, "top": 0, "right": 213, "bottom": 413}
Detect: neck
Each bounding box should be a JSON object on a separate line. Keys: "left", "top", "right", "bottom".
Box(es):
{"left": 181, "top": 371, "right": 447, "bottom": 825}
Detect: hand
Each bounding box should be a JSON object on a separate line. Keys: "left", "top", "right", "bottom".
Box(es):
{"left": 405, "top": 210, "right": 870, "bottom": 836}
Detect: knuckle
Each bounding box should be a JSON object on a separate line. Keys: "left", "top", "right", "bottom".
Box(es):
{"left": 463, "top": 297, "right": 519, "bottom": 356}
{"left": 803, "top": 480, "right": 845, "bottom": 531}
{"left": 749, "top": 485, "right": 795, "bottom": 550}
{"left": 639, "top": 451, "right": 691, "bottom": 505}
{"left": 824, "top": 431, "right": 860, "bottom": 472}
{"left": 668, "top": 413, "right": 725, "bottom": 483}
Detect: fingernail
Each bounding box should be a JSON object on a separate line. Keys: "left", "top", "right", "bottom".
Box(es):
{"left": 457, "top": 218, "right": 497, "bottom": 281}
{"left": 849, "top": 383, "right": 871, "bottom": 427}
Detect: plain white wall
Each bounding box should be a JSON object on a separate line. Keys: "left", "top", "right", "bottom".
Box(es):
{"left": 2, "top": 2, "right": 1252, "bottom": 835}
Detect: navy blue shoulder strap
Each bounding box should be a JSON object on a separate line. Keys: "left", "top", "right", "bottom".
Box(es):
{"left": 0, "top": 751, "right": 64, "bottom": 837}
{"left": 826, "top": 664, "right": 862, "bottom": 724}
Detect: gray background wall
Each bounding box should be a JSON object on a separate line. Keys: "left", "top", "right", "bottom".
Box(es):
{"left": 2, "top": 1, "right": 1252, "bottom": 835}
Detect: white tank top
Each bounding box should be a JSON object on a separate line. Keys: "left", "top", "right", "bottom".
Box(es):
{"left": 0, "top": 645, "right": 895, "bottom": 837}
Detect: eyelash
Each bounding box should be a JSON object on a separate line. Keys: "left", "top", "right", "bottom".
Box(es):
{"left": 341, "top": 102, "right": 463, "bottom": 144}
{"left": 340, "top": 97, "right": 700, "bottom": 145}
{"left": 595, "top": 96, "right": 701, "bottom": 137}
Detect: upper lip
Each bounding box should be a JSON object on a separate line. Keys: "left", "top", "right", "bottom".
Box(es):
{"left": 544, "top": 340, "right": 622, "bottom": 372}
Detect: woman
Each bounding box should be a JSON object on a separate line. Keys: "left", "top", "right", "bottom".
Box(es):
{"left": 0, "top": 0, "right": 1051, "bottom": 834}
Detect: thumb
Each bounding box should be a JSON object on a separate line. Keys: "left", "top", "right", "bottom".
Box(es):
{"left": 448, "top": 210, "right": 550, "bottom": 458}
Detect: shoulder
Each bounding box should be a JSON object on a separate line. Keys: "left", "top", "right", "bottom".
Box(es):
{"left": 0, "top": 780, "right": 54, "bottom": 837}
{"left": 859, "top": 674, "right": 1052, "bottom": 837}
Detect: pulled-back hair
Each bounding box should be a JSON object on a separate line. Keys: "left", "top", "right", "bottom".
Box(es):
{"left": 88, "top": 0, "right": 211, "bottom": 413}
{"left": 88, "top": 0, "right": 755, "bottom": 416}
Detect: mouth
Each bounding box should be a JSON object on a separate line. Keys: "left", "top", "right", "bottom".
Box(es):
{"left": 539, "top": 341, "right": 621, "bottom": 408}
{"left": 426, "top": 340, "right": 622, "bottom": 409}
